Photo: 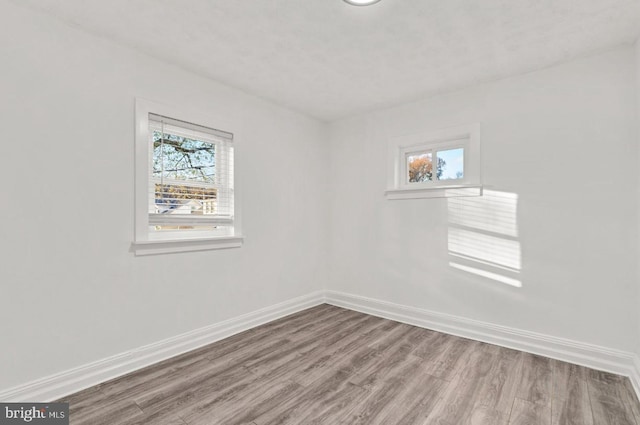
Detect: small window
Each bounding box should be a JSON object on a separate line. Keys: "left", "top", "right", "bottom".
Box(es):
{"left": 387, "top": 124, "right": 481, "bottom": 200}
{"left": 133, "top": 99, "right": 242, "bottom": 255}
{"left": 406, "top": 147, "right": 465, "bottom": 184}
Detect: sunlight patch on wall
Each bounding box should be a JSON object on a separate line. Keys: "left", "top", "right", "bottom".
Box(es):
{"left": 448, "top": 190, "right": 518, "bottom": 237}
{"left": 449, "top": 262, "right": 522, "bottom": 288}
{"left": 448, "top": 190, "right": 522, "bottom": 287}
{"left": 448, "top": 228, "right": 521, "bottom": 270}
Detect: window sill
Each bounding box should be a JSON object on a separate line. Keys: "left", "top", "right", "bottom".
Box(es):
{"left": 131, "top": 236, "right": 243, "bottom": 256}
{"left": 385, "top": 184, "right": 483, "bottom": 200}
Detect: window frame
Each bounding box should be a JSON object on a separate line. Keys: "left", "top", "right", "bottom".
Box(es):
{"left": 132, "top": 98, "right": 243, "bottom": 255}
{"left": 386, "top": 123, "right": 482, "bottom": 200}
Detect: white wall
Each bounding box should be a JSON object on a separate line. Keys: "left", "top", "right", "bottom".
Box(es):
{"left": 328, "top": 46, "right": 639, "bottom": 352}
{"left": 0, "top": 1, "right": 328, "bottom": 390}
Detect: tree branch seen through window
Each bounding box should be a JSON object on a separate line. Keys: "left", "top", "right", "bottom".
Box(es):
{"left": 408, "top": 154, "right": 446, "bottom": 182}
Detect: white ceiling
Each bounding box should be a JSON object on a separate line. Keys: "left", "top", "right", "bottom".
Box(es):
{"left": 14, "top": 0, "right": 640, "bottom": 121}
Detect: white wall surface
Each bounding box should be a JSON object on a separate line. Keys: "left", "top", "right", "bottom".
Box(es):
{"left": 0, "top": 1, "right": 328, "bottom": 390}
{"left": 328, "top": 46, "right": 639, "bottom": 352}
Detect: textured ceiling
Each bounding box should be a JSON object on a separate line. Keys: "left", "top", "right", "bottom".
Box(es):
{"left": 13, "top": 0, "right": 640, "bottom": 121}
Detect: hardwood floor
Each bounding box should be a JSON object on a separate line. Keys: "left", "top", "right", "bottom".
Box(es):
{"left": 57, "top": 304, "right": 640, "bottom": 425}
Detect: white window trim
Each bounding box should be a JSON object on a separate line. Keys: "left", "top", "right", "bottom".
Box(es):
{"left": 386, "top": 123, "right": 482, "bottom": 200}
{"left": 132, "top": 98, "right": 243, "bottom": 255}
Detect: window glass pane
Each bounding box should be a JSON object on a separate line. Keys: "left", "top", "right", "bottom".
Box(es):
{"left": 152, "top": 130, "right": 215, "bottom": 182}
{"left": 407, "top": 152, "right": 433, "bottom": 183}
{"left": 154, "top": 184, "right": 217, "bottom": 215}
{"left": 436, "top": 148, "right": 464, "bottom": 180}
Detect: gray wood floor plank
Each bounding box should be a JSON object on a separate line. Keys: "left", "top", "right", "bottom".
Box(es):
{"left": 294, "top": 320, "right": 409, "bottom": 387}
{"left": 95, "top": 305, "right": 347, "bottom": 406}
{"left": 97, "top": 305, "right": 341, "bottom": 398}
{"left": 137, "top": 339, "right": 300, "bottom": 419}
{"left": 422, "top": 343, "right": 522, "bottom": 425}
{"left": 509, "top": 398, "right": 551, "bottom": 425}
{"left": 101, "top": 357, "right": 213, "bottom": 405}
{"left": 132, "top": 363, "right": 256, "bottom": 422}
{"left": 550, "top": 360, "right": 593, "bottom": 425}
{"left": 349, "top": 326, "right": 428, "bottom": 389}
{"left": 621, "top": 379, "right": 640, "bottom": 424}
{"left": 286, "top": 332, "right": 382, "bottom": 389}
{"left": 68, "top": 398, "right": 145, "bottom": 425}
{"left": 240, "top": 310, "right": 372, "bottom": 373}
{"left": 182, "top": 379, "right": 303, "bottom": 425}
{"left": 132, "top": 338, "right": 284, "bottom": 409}
{"left": 139, "top": 311, "right": 375, "bottom": 423}
{"left": 56, "top": 305, "right": 640, "bottom": 425}
{"left": 56, "top": 385, "right": 106, "bottom": 418}
{"left": 251, "top": 372, "right": 369, "bottom": 425}
{"left": 363, "top": 362, "right": 448, "bottom": 425}
{"left": 422, "top": 343, "right": 504, "bottom": 425}
{"left": 413, "top": 331, "right": 454, "bottom": 364}
{"left": 425, "top": 336, "right": 479, "bottom": 382}
{"left": 244, "top": 313, "right": 386, "bottom": 387}
{"left": 516, "top": 353, "right": 553, "bottom": 407}
{"left": 552, "top": 360, "right": 588, "bottom": 399}
{"left": 471, "top": 344, "right": 523, "bottom": 424}
{"left": 344, "top": 355, "right": 442, "bottom": 424}
{"left": 122, "top": 411, "right": 187, "bottom": 425}
{"left": 588, "top": 369, "right": 638, "bottom": 425}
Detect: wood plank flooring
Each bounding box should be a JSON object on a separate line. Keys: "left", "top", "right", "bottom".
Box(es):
{"left": 57, "top": 304, "right": 640, "bottom": 425}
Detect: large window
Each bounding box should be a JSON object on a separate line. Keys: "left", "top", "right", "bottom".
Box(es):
{"left": 133, "top": 99, "right": 242, "bottom": 255}
{"left": 386, "top": 124, "right": 482, "bottom": 200}
{"left": 148, "top": 113, "right": 233, "bottom": 233}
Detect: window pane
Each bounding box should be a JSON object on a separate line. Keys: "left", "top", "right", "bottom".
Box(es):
{"left": 407, "top": 152, "right": 433, "bottom": 183}
{"left": 154, "top": 184, "right": 218, "bottom": 215}
{"left": 152, "top": 131, "right": 215, "bottom": 182}
{"left": 437, "top": 148, "right": 464, "bottom": 180}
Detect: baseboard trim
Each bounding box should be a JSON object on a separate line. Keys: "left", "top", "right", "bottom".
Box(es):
{"left": 2, "top": 288, "right": 639, "bottom": 404}
{"left": 0, "top": 291, "right": 325, "bottom": 402}
{"left": 325, "top": 290, "right": 639, "bottom": 388}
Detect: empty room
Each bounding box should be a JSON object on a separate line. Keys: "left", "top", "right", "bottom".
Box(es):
{"left": 2, "top": 0, "right": 640, "bottom": 424}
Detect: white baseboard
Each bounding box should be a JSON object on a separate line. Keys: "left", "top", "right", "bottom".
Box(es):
{"left": 2, "top": 288, "right": 639, "bottom": 404}
{"left": 0, "top": 291, "right": 325, "bottom": 402}
{"left": 325, "top": 290, "right": 640, "bottom": 390}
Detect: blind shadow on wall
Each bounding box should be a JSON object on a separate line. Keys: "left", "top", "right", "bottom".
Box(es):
{"left": 448, "top": 190, "right": 522, "bottom": 288}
